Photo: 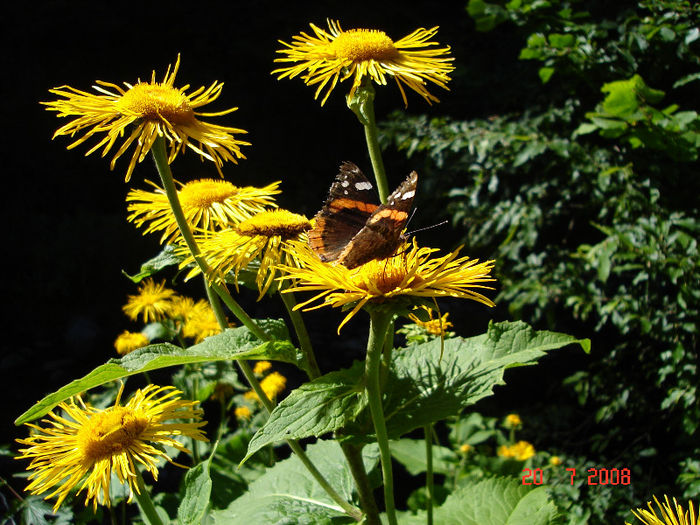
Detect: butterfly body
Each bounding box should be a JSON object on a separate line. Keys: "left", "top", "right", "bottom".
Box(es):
{"left": 308, "top": 162, "right": 417, "bottom": 269}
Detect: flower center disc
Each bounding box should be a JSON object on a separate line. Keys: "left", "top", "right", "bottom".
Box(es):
{"left": 180, "top": 180, "right": 239, "bottom": 208}
{"left": 118, "top": 83, "right": 194, "bottom": 124}
{"left": 331, "top": 29, "right": 399, "bottom": 61}
{"left": 353, "top": 260, "right": 419, "bottom": 294}
{"left": 77, "top": 407, "right": 149, "bottom": 461}
{"left": 236, "top": 210, "right": 311, "bottom": 239}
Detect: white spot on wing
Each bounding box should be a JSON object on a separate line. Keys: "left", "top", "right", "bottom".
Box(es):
{"left": 341, "top": 180, "right": 350, "bottom": 187}
{"left": 401, "top": 190, "right": 416, "bottom": 200}
{"left": 355, "top": 181, "right": 372, "bottom": 191}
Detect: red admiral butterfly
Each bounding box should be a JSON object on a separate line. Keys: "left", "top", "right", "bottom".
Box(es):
{"left": 308, "top": 162, "right": 418, "bottom": 269}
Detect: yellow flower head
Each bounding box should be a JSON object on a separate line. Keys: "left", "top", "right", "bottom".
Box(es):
{"left": 459, "top": 443, "right": 472, "bottom": 454}
{"left": 179, "top": 209, "right": 312, "bottom": 299}
{"left": 44, "top": 55, "right": 249, "bottom": 181}
{"left": 234, "top": 406, "right": 252, "bottom": 420}
{"left": 505, "top": 413, "right": 522, "bottom": 429}
{"left": 627, "top": 495, "right": 697, "bottom": 525}
{"left": 181, "top": 299, "right": 227, "bottom": 343}
{"left": 126, "top": 178, "right": 281, "bottom": 244}
{"left": 274, "top": 20, "right": 454, "bottom": 106}
{"left": 280, "top": 239, "right": 495, "bottom": 332}
{"left": 498, "top": 441, "right": 535, "bottom": 461}
{"left": 408, "top": 306, "right": 454, "bottom": 336}
{"left": 549, "top": 455, "right": 562, "bottom": 466}
{"left": 15, "top": 384, "right": 207, "bottom": 512}
{"left": 244, "top": 371, "right": 287, "bottom": 403}
{"left": 253, "top": 360, "right": 273, "bottom": 376}
{"left": 113, "top": 331, "right": 149, "bottom": 356}
{"left": 122, "top": 278, "right": 176, "bottom": 323}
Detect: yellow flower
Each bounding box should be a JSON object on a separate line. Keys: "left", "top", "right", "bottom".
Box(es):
{"left": 408, "top": 306, "right": 454, "bottom": 336}
{"left": 44, "top": 55, "right": 249, "bottom": 181}
{"left": 245, "top": 371, "right": 287, "bottom": 402}
{"left": 281, "top": 239, "right": 495, "bottom": 332}
{"left": 15, "top": 384, "right": 207, "bottom": 512}
{"left": 234, "top": 406, "right": 252, "bottom": 420}
{"left": 113, "top": 331, "right": 149, "bottom": 356}
{"left": 181, "top": 299, "right": 228, "bottom": 344}
{"left": 122, "top": 278, "right": 176, "bottom": 323}
{"left": 253, "top": 361, "right": 273, "bottom": 376}
{"left": 626, "top": 495, "right": 697, "bottom": 525}
{"left": 179, "top": 209, "right": 312, "bottom": 299}
{"left": 126, "top": 178, "right": 281, "bottom": 244}
{"left": 549, "top": 456, "right": 562, "bottom": 466}
{"left": 498, "top": 441, "right": 535, "bottom": 461}
{"left": 505, "top": 413, "right": 522, "bottom": 428}
{"left": 273, "top": 20, "right": 454, "bottom": 106}
{"left": 459, "top": 443, "right": 472, "bottom": 454}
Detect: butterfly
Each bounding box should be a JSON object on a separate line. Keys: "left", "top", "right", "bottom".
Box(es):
{"left": 308, "top": 161, "right": 417, "bottom": 269}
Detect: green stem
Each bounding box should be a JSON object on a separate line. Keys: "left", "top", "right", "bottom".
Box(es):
{"left": 366, "top": 308, "right": 398, "bottom": 525}
{"left": 347, "top": 83, "right": 389, "bottom": 204}
{"left": 133, "top": 470, "right": 163, "bottom": 525}
{"left": 150, "top": 137, "right": 269, "bottom": 342}
{"left": 340, "top": 442, "right": 382, "bottom": 525}
{"left": 424, "top": 424, "right": 434, "bottom": 525}
{"left": 279, "top": 290, "right": 321, "bottom": 379}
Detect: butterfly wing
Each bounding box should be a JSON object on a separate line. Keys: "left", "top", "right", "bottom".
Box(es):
{"left": 308, "top": 162, "right": 379, "bottom": 262}
{"left": 336, "top": 170, "right": 418, "bottom": 269}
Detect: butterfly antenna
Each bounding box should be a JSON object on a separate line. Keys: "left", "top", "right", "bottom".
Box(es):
{"left": 405, "top": 219, "right": 449, "bottom": 237}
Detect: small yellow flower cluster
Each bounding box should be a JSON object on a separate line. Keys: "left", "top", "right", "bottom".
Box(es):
{"left": 497, "top": 441, "right": 535, "bottom": 461}
{"left": 245, "top": 371, "right": 287, "bottom": 403}
{"left": 504, "top": 413, "right": 522, "bottom": 429}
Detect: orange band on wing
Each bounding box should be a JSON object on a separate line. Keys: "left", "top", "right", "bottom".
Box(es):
{"left": 329, "top": 198, "right": 378, "bottom": 214}
{"left": 368, "top": 209, "right": 408, "bottom": 224}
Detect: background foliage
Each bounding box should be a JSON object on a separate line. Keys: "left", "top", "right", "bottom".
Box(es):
{"left": 380, "top": 0, "right": 699, "bottom": 522}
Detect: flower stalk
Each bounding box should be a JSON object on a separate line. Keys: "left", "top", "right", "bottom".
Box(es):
{"left": 425, "top": 424, "right": 434, "bottom": 525}
{"left": 133, "top": 469, "right": 164, "bottom": 525}
{"left": 366, "top": 308, "right": 398, "bottom": 525}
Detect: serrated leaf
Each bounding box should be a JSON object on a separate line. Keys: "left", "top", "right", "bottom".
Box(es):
{"left": 390, "top": 438, "right": 457, "bottom": 475}
{"left": 212, "top": 440, "right": 378, "bottom": 525}
{"left": 16, "top": 320, "right": 298, "bottom": 425}
{"left": 395, "top": 477, "right": 557, "bottom": 525}
{"left": 380, "top": 321, "right": 590, "bottom": 438}
{"left": 243, "top": 362, "right": 366, "bottom": 463}
{"left": 178, "top": 454, "right": 213, "bottom": 525}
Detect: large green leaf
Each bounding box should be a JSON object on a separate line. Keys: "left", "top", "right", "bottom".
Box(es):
{"left": 380, "top": 321, "right": 589, "bottom": 438}
{"left": 178, "top": 454, "right": 213, "bottom": 525}
{"left": 395, "top": 477, "right": 557, "bottom": 525}
{"left": 243, "top": 361, "right": 366, "bottom": 462}
{"left": 15, "top": 320, "right": 297, "bottom": 425}
{"left": 211, "top": 439, "right": 379, "bottom": 525}
{"left": 390, "top": 438, "right": 457, "bottom": 475}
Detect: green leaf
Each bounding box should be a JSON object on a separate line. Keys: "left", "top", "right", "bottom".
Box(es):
{"left": 15, "top": 320, "right": 297, "bottom": 425}
{"left": 122, "top": 245, "right": 183, "bottom": 283}
{"left": 390, "top": 438, "right": 457, "bottom": 475}
{"left": 467, "top": 0, "right": 509, "bottom": 32}
{"left": 243, "top": 362, "right": 366, "bottom": 463}
{"left": 381, "top": 321, "right": 590, "bottom": 438}
{"left": 395, "top": 477, "right": 557, "bottom": 525}
{"left": 211, "top": 439, "right": 378, "bottom": 524}
{"left": 178, "top": 454, "right": 213, "bottom": 525}
{"left": 538, "top": 66, "right": 555, "bottom": 84}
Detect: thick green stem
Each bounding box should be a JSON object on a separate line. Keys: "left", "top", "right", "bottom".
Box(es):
{"left": 150, "top": 137, "right": 269, "bottom": 342}
{"left": 347, "top": 83, "right": 389, "bottom": 204}
{"left": 366, "top": 308, "right": 398, "bottom": 525}
{"left": 424, "top": 424, "right": 434, "bottom": 525}
{"left": 279, "top": 290, "right": 321, "bottom": 379}
{"left": 133, "top": 470, "right": 163, "bottom": 525}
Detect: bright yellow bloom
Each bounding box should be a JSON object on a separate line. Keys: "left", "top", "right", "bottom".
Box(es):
{"left": 244, "top": 371, "right": 287, "bottom": 402}
{"left": 549, "top": 456, "right": 562, "bottom": 466}
{"left": 281, "top": 239, "right": 495, "bottom": 332}
{"left": 44, "top": 55, "right": 249, "bottom": 181}
{"left": 179, "top": 209, "right": 312, "bottom": 299}
{"left": 505, "top": 413, "right": 522, "bottom": 428}
{"left": 234, "top": 406, "right": 252, "bottom": 420}
{"left": 122, "top": 278, "right": 176, "bottom": 323}
{"left": 126, "top": 178, "right": 281, "bottom": 244}
{"left": 274, "top": 20, "right": 454, "bottom": 106}
{"left": 498, "top": 441, "right": 535, "bottom": 461}
{"left": 253, "top": 361, "right": 273, "bottom": 376}
{"left": 408, "top": 306, "right": 454, "bottom": 336}
{"left": 113, "top": 331, "right": 149, "bottom": 356}
{"left": 626, "top": 495, "right": 697, "bottom": 525}
{"left": 181, "top": 299, "right": 227, "bottom": 344}
{"left": 16, "top": 384, "right": 207, "bottom": 512}
{"left": 459, "top": 443, "right": 472, "bottom": 454}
